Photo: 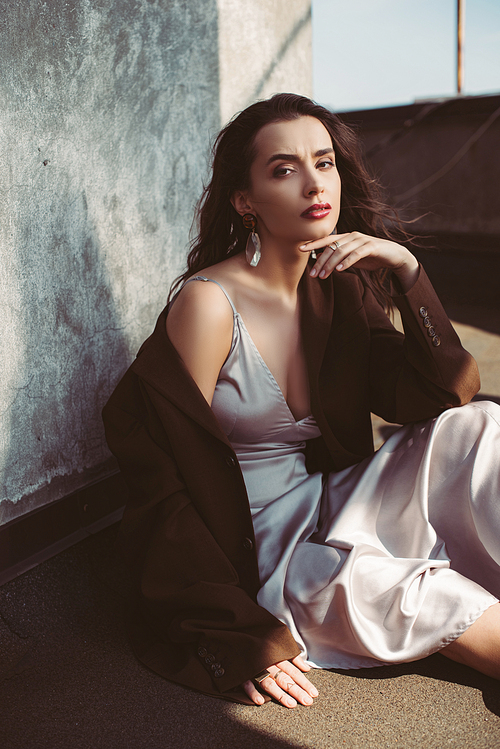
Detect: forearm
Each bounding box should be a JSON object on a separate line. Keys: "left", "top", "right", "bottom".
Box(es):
{"left": 139, "top": 491, "right": 300, "bottom": 693}
{"left": 368, "top": 266, "right": 480, "bottom": 422}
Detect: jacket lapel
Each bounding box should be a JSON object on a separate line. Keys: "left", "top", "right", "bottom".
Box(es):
{"left": 300, "top": 272, "right": 358, "bottom": 463}
{"left": 300, "top": 270, "right": 334, "bottom": 391}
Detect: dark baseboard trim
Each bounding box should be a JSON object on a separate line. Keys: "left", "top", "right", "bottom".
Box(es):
{"left": 0, "top": 472, "right": 126, "bottom": 587}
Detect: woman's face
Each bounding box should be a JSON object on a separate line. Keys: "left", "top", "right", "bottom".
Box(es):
{"left": 236, "top": 116, "right": 341, "bottom": 247}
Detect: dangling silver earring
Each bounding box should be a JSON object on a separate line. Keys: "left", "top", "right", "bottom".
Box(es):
{"left": 242, "top": 213, "right": 261, "bottom": 267}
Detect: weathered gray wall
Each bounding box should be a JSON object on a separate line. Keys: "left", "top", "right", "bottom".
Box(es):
{"left": 0, "top": 0, "right": 312, "bottom": 526}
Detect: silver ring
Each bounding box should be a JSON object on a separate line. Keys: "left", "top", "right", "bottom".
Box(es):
{"left": 329, "top": 241, "right": 341, "bottom": 251}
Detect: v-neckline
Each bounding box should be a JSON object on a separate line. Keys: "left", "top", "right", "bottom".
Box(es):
{"left": 235, "top": 312, "right": 312, "bottom": 425}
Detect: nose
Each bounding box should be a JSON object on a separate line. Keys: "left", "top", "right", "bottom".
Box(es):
{"left": 304, "top": 168, "right": 324, "bottom": 197}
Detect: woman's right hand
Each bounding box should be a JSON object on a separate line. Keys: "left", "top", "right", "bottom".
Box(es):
{"left": 242, "top": 655, "right": 319, "bottom": 708}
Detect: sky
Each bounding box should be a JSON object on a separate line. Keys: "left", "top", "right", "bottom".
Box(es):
{"left": 312, "top": 0, "right": 500, "bottom": 111}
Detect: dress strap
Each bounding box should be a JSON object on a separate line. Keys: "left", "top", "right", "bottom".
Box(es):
{"left": 182, "top": 276, "right": 239, "bottom": 360}
{"left": 183, "top": 275, "right": 238, "bottom": 316}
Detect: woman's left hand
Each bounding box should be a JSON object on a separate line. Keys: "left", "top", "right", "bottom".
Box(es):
{"left": 300, "top": 231, "right": 419, "bottom": 292}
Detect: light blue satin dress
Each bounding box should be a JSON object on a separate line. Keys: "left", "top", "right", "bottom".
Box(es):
{"left": 190, "top": 277, "right": 500, "bottom": 669}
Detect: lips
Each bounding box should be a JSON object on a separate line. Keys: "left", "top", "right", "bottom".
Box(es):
{"left": 301, "top": 202, "right": 332, "bottom": 219}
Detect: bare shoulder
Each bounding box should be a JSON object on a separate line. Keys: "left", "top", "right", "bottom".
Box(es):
{"left": 167, "top": 254, "right": 249, "bottom": 352}
{"left": 168, "top": 278, "right": 234, "bottom": 331}
{"left": 166, "top": 278, "right": 234, "bottom": 405}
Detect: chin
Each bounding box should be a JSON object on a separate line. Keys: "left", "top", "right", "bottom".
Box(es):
{"left": 302, "top": 222, "right": 337, "bottom": 242}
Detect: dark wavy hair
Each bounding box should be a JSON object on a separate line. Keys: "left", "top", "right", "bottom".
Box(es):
{"left": 171, "top": 93, "right": 408, "bottom": 309}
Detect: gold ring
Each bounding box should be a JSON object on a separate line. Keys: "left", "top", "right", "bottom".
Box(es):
{"left": 272, "top": 668, "right": 283, "bottom": 681}
{"left": 253, "top": 669, "right": 272, "bottom": 684}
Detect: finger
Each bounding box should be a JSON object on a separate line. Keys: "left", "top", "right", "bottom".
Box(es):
{"left": 277, "top": 660, "right": 319, "bottom": 698}
{"left": 319, "top": 236, "right": 374, "bottom": 276}
{"left": 299, "top": 230, "right": 356, "bottom": 252}
{"left": 298, "top": 230, "right": 354, "bottom": 256}
{"left": 291, "top": 654, "right": 311, "bottom": 672}
{"left": 334, "top": 245, "right": 367, "bottom": 272}
{"left": 298, "top": 236, "right": 337, "bottom": 253}
{"left": 308, "top": 234, "right": 364, "bottom": 278}
{"left": 310, "top": 242, "right": 353, "bottom": 278}
{"left": 273, "top": 670, "right": 314, "bottom": 706}
{"left": 260, "top": 673, "right": 298, "bottom": 708}
{"left": 308, "top": 244, "right": 337, "bottom": 278}
{"left": 242, "top": 679, "right": 266, "bottom": 705}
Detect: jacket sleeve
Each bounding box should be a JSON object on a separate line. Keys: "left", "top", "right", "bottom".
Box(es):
{"left": 103, "top": 385, "right": 300, "bottom": 698}
{"left": 365, "top": 265, "right": 480, "bottom": 423}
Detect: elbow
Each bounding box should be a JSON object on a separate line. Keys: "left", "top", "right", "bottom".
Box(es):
{"left": 451, "top": 355, "right": 481, "bottom": 406}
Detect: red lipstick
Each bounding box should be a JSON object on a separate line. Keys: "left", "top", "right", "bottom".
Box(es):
{"left": 301, "top": 202, "right": 331, "bottom": 219}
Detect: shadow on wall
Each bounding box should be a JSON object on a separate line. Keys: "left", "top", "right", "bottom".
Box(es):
{"left": 1, "top": 183, "right": 131, "bottom": 524}
{"left": 0, "top": 0, "right": 220, "bottom": 526}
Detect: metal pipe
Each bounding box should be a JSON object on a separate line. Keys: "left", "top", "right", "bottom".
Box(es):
{"left": 457, "top": 0, "right": 465, "bottom": 95}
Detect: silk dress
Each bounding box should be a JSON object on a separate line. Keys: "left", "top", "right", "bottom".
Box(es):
{"left": 189, "top": 277, "right": 500, "bottom": 669}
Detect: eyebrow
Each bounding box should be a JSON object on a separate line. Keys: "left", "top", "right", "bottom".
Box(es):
{"left": 265, "top": 147, "right": 335, "bottom": 166}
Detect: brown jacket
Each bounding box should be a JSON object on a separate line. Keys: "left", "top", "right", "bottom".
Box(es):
{"left": 102, "top": 265, "right": 479, "bottom": 703}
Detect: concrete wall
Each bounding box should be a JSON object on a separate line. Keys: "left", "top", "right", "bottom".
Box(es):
{"left": 0, "top": 0, "right": 312, "bottom": 527}
{"left": 218, "top": 0, "right": 312, "bottom": 123}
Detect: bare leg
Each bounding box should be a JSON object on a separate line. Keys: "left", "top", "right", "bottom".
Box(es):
{"left": 440, "top": 602, "right": 500, "bottom": 679}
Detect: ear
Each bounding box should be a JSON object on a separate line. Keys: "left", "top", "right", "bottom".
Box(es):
{"left": 231, "top": 190, "right": 253, "bottom": 217}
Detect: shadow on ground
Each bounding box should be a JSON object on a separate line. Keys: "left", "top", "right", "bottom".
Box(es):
{"left": 0, "top": 524, "right": 305, "bottom": 749}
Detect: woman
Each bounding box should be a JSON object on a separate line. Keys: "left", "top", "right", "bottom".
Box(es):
{"left": 103, "top": 94, "right": 500, "bottom": 708}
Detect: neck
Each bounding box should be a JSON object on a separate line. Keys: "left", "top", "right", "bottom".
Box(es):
{"left": 249, "top": 238, "right": 311, "bottom": 297}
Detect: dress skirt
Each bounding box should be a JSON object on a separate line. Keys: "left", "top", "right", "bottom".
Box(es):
{"left": 250, "top": 401, "right": 500, "bottom": 670}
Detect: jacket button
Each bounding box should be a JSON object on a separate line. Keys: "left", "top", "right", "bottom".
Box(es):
{"left": 423, "top": 316, "right": 432, "bottom": 328}
{"left": 214, "top": 668, "right": 225, "bottom": 678}
{"left": 211, "top": 662, "right": 222, "bottom": 671}
{"left": 432, "top": 335, "right": 441, "bottom": 347}
{"left": 243, "top": 537, "right": 254, "bottom": 551}
{"left": 205, "top": 654, "right": 216, "bottom": 665}
{"left": 427, "top": 326, "right": 436, "bottom": 337}
{"left": 225, "top": 456, "right": 236, "bottom": 467}
{"left": 197, "top": 646, "right": 208, "bottom": 658}
{"left": 419, "top": 307, "right": 428, "bottom": 318}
